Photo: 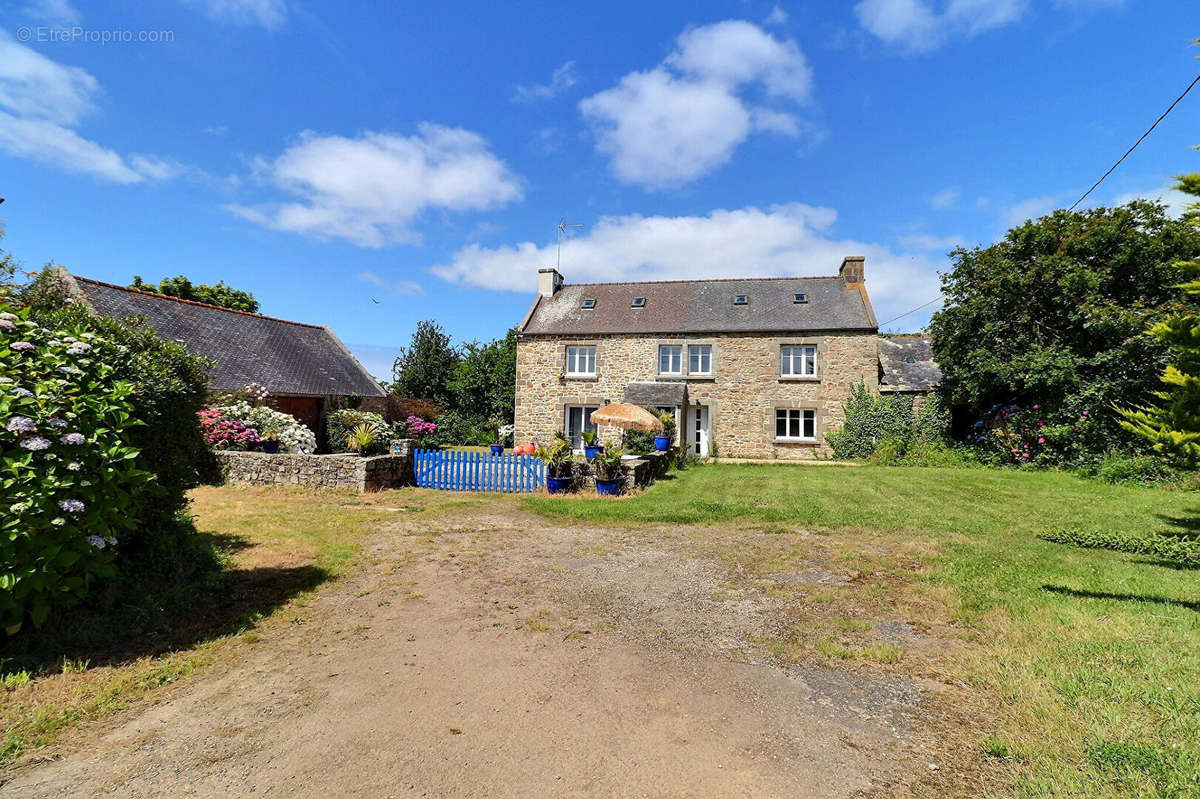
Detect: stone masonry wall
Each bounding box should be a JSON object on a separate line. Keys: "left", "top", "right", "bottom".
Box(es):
{"left": 514, "top": 332, "right": 879, "bottom": 460}
{"left": 217, "top": 440, "right": 414, "bottom": 491}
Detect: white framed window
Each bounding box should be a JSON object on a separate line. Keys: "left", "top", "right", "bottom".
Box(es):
{"left": 565, "top": 405, "right": 599, "bottom": 452}
{"left": 688, "top": 344, "right": 712, "bottom": 375}
{"left": 658, "top": 344, "right": 682, "bottom": 375}
{"left": 565, "top": 345, "right": 596, "bottom": 376}
{"left": 781, "top": 345, "right": 817, "bottom": 377}
{"left": 775, "top": 408, "right": 816, "bottom": 441}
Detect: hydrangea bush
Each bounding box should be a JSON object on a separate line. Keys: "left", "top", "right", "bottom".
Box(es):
{"left": 199, "top": 400, "right": 316, "bottom": 454}
{"left": 969, "top": 403, "right": 1095, "bottom": 466}
{"left": 1, "top": 305, "right": 148, "bottom": 633}
{"left": 325, "top": 409, "right": 438, "bottom": 454}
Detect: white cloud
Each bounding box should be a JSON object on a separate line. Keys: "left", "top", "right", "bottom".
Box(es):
{"left": 579, "top": 20, "right": 813, "bottom": 190}
{"left": 23, "top": 0, "right": 81, "bottom": 26}
{"left": 0, "top": 32, "right": 175, "bottom": 183}
{"left": 431, "top": 203, "right": 944, "bottom": 325}
{"left": 228, "top": 124, "right": 524, "bottom": 247}
{"left": 512, "top": 61, "right": 578, "bottom": 103}
{"left": 854, "top": 0, "right": 1027, "bottom": 53}
{"left": 357, "top": 270, "right": 425, "bottom": 297}
{"left": 185, "top": 0, "right": 286, "bottom": 28}
{"left": 1112, "top": 184, "right": 1192, "bottom": 217}
{"left": 765, "top": 5, "right": 789, "bottom": 25}
{"left": 927, "top": 186, "right": 960, "bottom": 209}
{"left": 1002, "top": 192, "right": 1069, "bottom": 227}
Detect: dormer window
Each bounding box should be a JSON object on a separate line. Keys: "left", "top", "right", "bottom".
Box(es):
{"left": 631, "top": 297, "right": 646, "bottom": 308}
{"left": 733, "top": 294, "right": 748, "bottom": 305}
{"left": 581, "top": 298, "right": 596, "bottom": 309}
{"left": 904, "top": 356, "right": 917, "bottom": 364}
{"left": 793, "top": 293, "right": 808, "bottom": 303}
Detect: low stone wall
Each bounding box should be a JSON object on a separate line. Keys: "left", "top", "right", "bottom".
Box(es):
{"left": 216, "top": 440, "right": 414, "bottom": 492}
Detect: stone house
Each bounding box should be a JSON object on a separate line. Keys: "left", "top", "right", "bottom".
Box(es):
{"left": 54, "top": 268, "right": 385, "bottom": 431}
{"left": 514, "top": 256, "right": 937, "bottom": 459}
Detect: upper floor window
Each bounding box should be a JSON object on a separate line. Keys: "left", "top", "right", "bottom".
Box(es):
{"left": 565, "top": 345, "right": 596, "bottom": 376}
{"left": 688, "top": 344, "right": 712, "bottom": 375}
{"left": 733, "top": 294, "right": 748, "bottom": 305}
{"left": 659, "top": 344, "right": 682, "bottom": 375}
{"left": 631, "top": 297, "right": 646, "bottom": 308}
{"left": 781, "top": 345, "right": 817, "bottom": 377}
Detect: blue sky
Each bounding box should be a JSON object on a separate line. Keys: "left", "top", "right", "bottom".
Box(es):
{"left": 1, "top": 0, "right": 1196, "bottom": 381}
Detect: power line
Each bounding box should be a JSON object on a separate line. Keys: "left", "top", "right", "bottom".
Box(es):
{"left": 880, "top": 296, "right": 942, "bottom": 327}
{"left": 880, "top": 71, "right": 1200, "bottom": 329}
{"left": 1067, "top": 72, "right": 1200, "bottom": 212}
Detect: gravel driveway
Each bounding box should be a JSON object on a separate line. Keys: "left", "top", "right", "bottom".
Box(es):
{"left": 3, "top": 503, "right": 958, "bottom": 798}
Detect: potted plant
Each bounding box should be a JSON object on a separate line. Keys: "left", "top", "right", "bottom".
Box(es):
{"left": 536, "top": 435, "right": 574, "bottom": 494}
{"left": 581, "top": 429, "right": 604, "bottom": 461}
{"left": 654, "top": 410, "right": 676, "bottom": 452}
{"left": 593, "top": 444, "right": 625, "bottom": 495}
{"left": 346, "top": 422, "right": 378, "bottom": 455}
{"left": 259, "top": 426, "right": 280, "bottom": 453}
{"left": 488, "top": 417, "right": 505, "bottom": 456}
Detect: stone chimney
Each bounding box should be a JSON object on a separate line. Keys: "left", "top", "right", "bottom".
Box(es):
{"left": 839, "top": 256, "right": 865, "bottom": 285}
{"left": 538, "top": 268, "right": 563, "bottom": 298}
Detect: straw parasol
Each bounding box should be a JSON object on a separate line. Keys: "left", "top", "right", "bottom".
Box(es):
{"left": 589, "top": 403, "right": 664, "bottom": 432}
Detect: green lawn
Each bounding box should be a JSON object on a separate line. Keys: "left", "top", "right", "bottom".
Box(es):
{"left": 526, "top": 464, "right": 1200, "bottom": 798}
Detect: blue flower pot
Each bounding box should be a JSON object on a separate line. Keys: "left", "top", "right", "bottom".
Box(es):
{"left": 490, "top": 444, "right": 503, "bottom": 456}
{"left": 261, "top": 440, "right": 279, "bottom": 454}
{"left": 653, "top": 436, "right": 670, "bottom": 451}
{"left": 546, "top": 476, "right": 572, "bottom": 494}
{"left": 595, "top": 478, "right": 622, "bottom": 496}
{"left": 584, "top": 445, "right": 603, "bottom": 461}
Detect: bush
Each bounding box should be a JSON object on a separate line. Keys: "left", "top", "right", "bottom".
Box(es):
{"left": 827, "top": 383, "right": 950, "bottom": 460}
{"left": 206, "top": 401, "right": 316, "bottom": 454}
{"left": 428, "top": 408, "right": 487, "bottom": 447}
{"left": 623, "top": 429, "right": 655, "bottom": 455}
{"left": 1, "top": 306, "right": 149, "bottom": 632}
{"left": 1092, "top": 453, "right": 1175, "bottom": 485}
{"left": 23, "top": 273, "right": 216, "bottom": 548}
{"left": 1041, "top": 528, "right": 1200, "bottom": 567}
{"left": 326, "top": 409, "right": 396, "bottom": 455}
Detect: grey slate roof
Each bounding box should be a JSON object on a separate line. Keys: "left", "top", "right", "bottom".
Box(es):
{"left": 878, "top": 336, "right": 941, "bottom": 393}
{"left": 66, "top": 272, "right": 384, "bottom": 397}
{"left": 624, "top": 381, "right": 687, "bottom": 407}
{"left": 521, "top": 276, "right": 877, "bottom": 336}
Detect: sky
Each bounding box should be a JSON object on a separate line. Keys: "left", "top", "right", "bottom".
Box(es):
{"left": 1, "top": 0, "right": 1197, "bottom": 381}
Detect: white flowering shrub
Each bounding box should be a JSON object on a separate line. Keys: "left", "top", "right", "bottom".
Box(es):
{"left": 213, "top": 401, "right": 316, "bottom": 454}
{"left": 1, "top": 305, "right": 148, "bottom": 633}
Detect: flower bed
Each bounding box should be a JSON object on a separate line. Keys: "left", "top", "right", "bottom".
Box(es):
{"left": 199, "top": 397, "right": 316, "bottom": 454}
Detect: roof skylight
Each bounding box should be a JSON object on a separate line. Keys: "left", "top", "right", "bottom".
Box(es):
{"left": 631, "top": 297, "right": 646, "bottom": 308}
{"left": 793, "top": 293, "right": 808, "bottom": 303}
{"left": 733, "top": 294, "right": 748, "bottom": 305}
{"left": 581, "top": 298, "right": 596, "bottom": 309}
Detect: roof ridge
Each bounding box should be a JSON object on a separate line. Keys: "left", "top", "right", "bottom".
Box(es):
{"left": 564, "top": 275, "right": 840, "bottom": 288}
{"left": 71, "top": 275, "right": 323, "bottom": 329}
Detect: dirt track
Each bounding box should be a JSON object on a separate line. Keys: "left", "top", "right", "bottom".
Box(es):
{"left": 3, "top": 507, "right": 956, "bottom": 798}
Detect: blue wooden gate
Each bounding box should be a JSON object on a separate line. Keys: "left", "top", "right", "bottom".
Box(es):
{"left": 414, "top": 449, "right": 546, "bottom": 493}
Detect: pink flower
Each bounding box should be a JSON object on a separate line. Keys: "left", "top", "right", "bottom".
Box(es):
{"left": 1038, "top": 437, "right": 1046, "bottom": 444}
{"left": 1081, "top": 410, "right": 1088, "bottom": 416}
{"left": 1022, "top": 453, "right": 1030, "bottom": 459}
{"left": 1032, "top": 404, "right": 1040, "bottom": 410}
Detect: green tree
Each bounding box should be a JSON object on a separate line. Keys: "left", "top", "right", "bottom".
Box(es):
{"left": 449, "top": 328, "right": 518, "bottom": 426}
{"left": 1119, "top": 171, "right": 1200, "bottom": 463}
{"left": 390, "top": 319, "right": 460, "bottom": 407}
{"left": 131, "top": 275, "right": 259, "bottom": 313}
{"left": 929, "top": 200, "right": 1200, "bottom": 458}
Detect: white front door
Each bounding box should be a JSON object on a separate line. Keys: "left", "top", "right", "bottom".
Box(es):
{"left": 690, "top": 406, "right": 709, "bottom": 457}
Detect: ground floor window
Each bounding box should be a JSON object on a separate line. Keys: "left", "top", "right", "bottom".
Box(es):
{"left": 565, "top": 405, "right": 599, "bottom": 451}
{"left": 775, "top": 408, "right": 816, "bottom": 441}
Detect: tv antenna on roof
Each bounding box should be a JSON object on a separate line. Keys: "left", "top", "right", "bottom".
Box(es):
{"left": 556, "top": 218, "right": 583, "bottom": 271}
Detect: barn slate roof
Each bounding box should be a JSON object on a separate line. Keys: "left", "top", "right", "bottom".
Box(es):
{"left": 520, "top": 276, "right": 877, "bottom": 336}
{"left": 878, "top": 335, "right": 942, "bottom": 393}
{"left": 63, "top": 270, "right": 384, "bottom": 397}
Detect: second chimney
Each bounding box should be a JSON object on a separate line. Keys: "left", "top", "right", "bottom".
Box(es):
{"left": 839, "top": 256, "right": 865, "bottom": 285}
{"left": 538, "top": 268, "right": 563, "bottom": 298}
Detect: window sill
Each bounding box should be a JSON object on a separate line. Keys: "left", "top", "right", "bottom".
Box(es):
{"left": 656, "top": 373, "right": 685, "bottom": 380}
{"left": 779, "top": 376, "right": 820, "bottom": 383}
{"left": 684, "top": 375, "right": 715, "bottom": 382}
{"left": 774, "top": 438, "right": 819, "bottom": 445}
{"left": 562, "top": 374, "right": 598, "bottom": 381}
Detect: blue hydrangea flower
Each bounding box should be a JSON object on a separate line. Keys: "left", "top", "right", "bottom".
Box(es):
{"left": 60, "top": 499, "right": 85, "bottom": 513}
{"left": 86, "top": 535, "right": 106, "bottom": 549}
{"left": 60, "top": 432, "right": 85, "bottom": 445}
{"left": 10, "top": 341, "right": 33, "bottom": 351}
{"left": 19, "top": 437, "right": 51, "bottom": 451}
{"left": 46, "top": 418, "right": 68, "bottom": 428}
{"left": 6, "top": 416, "right": 35, "bottom": 433}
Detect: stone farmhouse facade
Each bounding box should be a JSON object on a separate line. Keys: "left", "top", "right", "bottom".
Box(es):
{"left": 513, "top": 257, "right": 938, "bottom": 459}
